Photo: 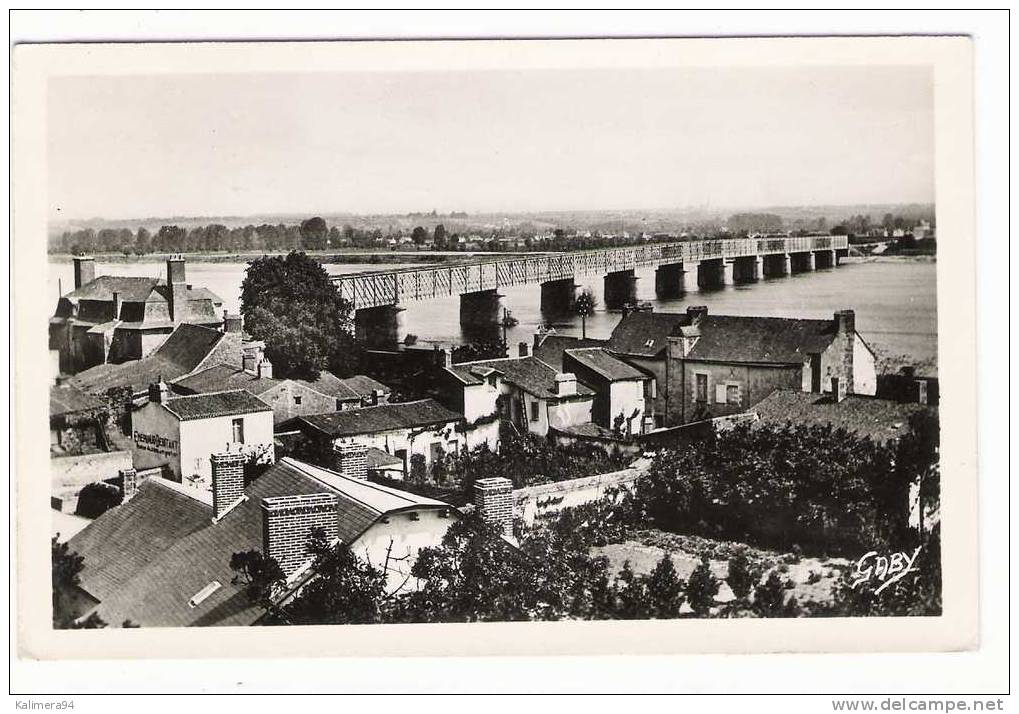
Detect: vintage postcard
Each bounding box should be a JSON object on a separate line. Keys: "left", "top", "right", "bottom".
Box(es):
{"left": 13, "top": 35, "right": 978, "bottom": 661}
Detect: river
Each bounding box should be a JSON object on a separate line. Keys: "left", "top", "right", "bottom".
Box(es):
{"left": 48, "top": 256, "right": 938, "bottom": 371}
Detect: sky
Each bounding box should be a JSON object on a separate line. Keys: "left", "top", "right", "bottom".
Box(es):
{"left": 47, "top": 66, "right": 934, "bottom": 220}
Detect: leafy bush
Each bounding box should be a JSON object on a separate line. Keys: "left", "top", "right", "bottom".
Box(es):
{"left": 686, "top": 556, "right": 720, "bottom": 615}
{"left": 75, "top": 481, "right": 122, "bottom": 519}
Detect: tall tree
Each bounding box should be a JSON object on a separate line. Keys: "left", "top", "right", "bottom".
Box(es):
{"left": 411, "top": 226, "right": 428, "bottom": 245}
{"left": 300, "top": 217, "right": 329, "bottom": 251}
{"left": 241, "top": 251, "right": 358, "bottom": 380}
{"left": 573, "top": 288, "right": 597, "bottom": 339}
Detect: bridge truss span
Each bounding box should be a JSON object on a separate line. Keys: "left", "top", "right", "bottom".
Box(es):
{"left": 334, "top": 235, "right": 847, "bottom": 310}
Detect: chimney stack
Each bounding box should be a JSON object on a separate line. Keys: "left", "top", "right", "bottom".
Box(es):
{"left": 148, "top": 379, "right": 170, "bottom": 404}
{"left": 261, "top": 493, "right": 339, "bottom": 576}
{"left": 111, "top": 291, "right": 121, "bottom": 320}
{"left": 119, "top": 468, "right": 139, "bottom": 502}
{"left": 438, "top": 348, "right": 453, "bottom": 369}
{"left": 333, "top": 442, "right": 368, "bottom": 480}
{"left": 242, "top": 352, "right": 257, "bottom": 373}
{"left": 474, "top": 477, "right": 514, "bottom": 538}
{"left": 72, "top": 255, "right": 96, "bottom": 289}
{"left": 553, "top": 372, "right": 577, "bottom": 397}
{"left": 518, "top": 341, "right": 530, "bottom": 358}
{"left": 257, "top": 358, "right": 273, "bottom": 380}
{"left": 223, "top": 311, "right": 243, "bottom": 334}
{"left": 167, "top": 254, "right": 188, "bottom": 325}
{"left": 834, "top": 309, "right": 856, "bottom": 335}
{"left": 371, "top": 388, "right": 386, "bottom": 406}
{"left": 211, "top": 451, "right": 246, "bottom": 520}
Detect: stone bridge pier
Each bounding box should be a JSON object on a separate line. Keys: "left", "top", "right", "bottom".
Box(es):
{"left": 814, "top": 249, "right": 836, "bottom": 269}
{"left": 732, "top": 256, "right": 763, "bottom": 283}
{"left": 540, "top": 278, "right": 577, "bottom": 317}
{"left": 790, "top": 251, "right": 816, "bottom": 273}
{"left": 835, "top": 248, "right": 849, "bottom": 265}
{"left": 697, "top": 258, "right": 734, "bottom": 290}
{"left": 460, "top": 289, "right": 503, "bottom": 343}
{"left": 654, "top": 262, "right": 687, "bottom": 299}
{"left": 762, "top": 253, "right": 791, "bottom": 278}
{"left": 603, "top": 269, "right": 638, "bottom": 309}
{"left": 355, "top": 305, "right": 405, "bottom": 349}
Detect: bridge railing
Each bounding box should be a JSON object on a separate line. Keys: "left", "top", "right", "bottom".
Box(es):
{"left": 336, "top": 235, "right": 847, "bottom": 309}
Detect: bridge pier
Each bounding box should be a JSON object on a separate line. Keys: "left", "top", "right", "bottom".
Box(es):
{"left": 355, "top": 305, "right": 405, "bottom": 349}
{"left": 790, "top": 251, "right": 816, "bottom": 273}
{"left": 762, "top": 253, "right": 791, "bottom": 278}
{"left": 835, "top": 248, "right": 849, "bottom": 265}
{"left": 654, "top": 262, "right": 687, "bottom": 299}
{"left": 814, "top": 249, "right": 836, "bottom": 269}
{"left": 732, "top": 256, "right": 762, "bottom": 283}
{"left": 540, "top": 278, "right": 576, "bottom": 317}
{"left": 460, "top": 289, "right": 503, "bottom": 343}
{"left": 604, "top": 269, "right": 638, "bottom": 309}
{"left": 697, "top": 258, "right": 734, "bottom": 289}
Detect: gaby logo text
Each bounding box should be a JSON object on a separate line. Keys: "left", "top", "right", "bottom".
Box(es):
{"left": 850, "top": 547, "right": 922, "bottom": 595}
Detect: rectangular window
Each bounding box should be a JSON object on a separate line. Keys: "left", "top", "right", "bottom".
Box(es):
{"left": 294, "top": 395, "right": 302, "bottom": 405}
{"left": 726, "top": 383, "right": 741, "bottom": 406}
{"left": 529, "top": 400, "right": 540, "bottom": 422}
{"left": 231, "top": 418, "right": 244, "bottom": 444}
{"left": 715, "top": 384, "right": 727, "bottom": 404}
{"left": 695, "top": 373, "right": 708, "bottom": 403}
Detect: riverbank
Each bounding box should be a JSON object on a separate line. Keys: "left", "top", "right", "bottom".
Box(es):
{"left": 844, "top": 254, "right": 937, "bottom": 264}
{"left": 47, "top": 250, "right": 470, "bottom": 265}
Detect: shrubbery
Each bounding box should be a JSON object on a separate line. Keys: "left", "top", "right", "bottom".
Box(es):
{"left": 75, "top": 481, "right": 122, "bottom": 519}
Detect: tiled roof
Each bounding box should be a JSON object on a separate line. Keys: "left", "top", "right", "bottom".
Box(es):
{"left": 172, "top": 364, "right": 364, "bottom": 402}
{"left": 564, "top": 348, "right": 648, "bottom": 382}
{"left": 70, "top": 324, "right": 229, "bottom": 394}
{"left": 446, "top": 356, "right": 595, "bottom": 399}
{"left": 532, "top": 334, "right": 607, "bottom": 370}
{"left": 162, "top": 390, "right": 271, "bottom": 421}
{"left": 685, "top": 315, "right": 836, "bottom": 364}
{"left": 291, "top": 399, "right": 462, "bottom": 437}
{"left": 606, "top": 312, "right": 689, "bottom": 358}
{"left": 67, "top": 458, "right": 453, "bottom": 627}
{"left": 338, "top": 375, "right": 391, "bottom": 398}
{"left": 50, "top": 384, "right": 103, "bottom": 417}
{"left": 64, "top": 276, "right": 161, "bottom": 302}
{"left": 750, "top": 389, "right": 934, "bottom": 443}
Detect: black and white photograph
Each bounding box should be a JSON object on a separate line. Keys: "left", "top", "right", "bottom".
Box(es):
{"left": 10, "top": 12, "right": 1003, "bottom": 702}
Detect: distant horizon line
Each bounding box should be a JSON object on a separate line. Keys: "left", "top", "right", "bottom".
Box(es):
{"left": 50, "top": 200, "right": 936, "bottom": 226}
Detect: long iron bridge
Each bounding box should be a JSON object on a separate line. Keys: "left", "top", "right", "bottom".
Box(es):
{"left": 333, "top": 235, "right": 848, "bottom": 312}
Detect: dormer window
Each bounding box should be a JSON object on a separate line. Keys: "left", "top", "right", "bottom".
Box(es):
{"left": 644, "top": 339, "right": 655, "bottom": 348}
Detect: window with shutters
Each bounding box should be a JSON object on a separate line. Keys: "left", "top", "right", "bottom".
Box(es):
{"left": 695, "top": 373, "right": 708, "bottom": 402}
{"left": 726, "top": 383, "right": 741, "bottom": 406}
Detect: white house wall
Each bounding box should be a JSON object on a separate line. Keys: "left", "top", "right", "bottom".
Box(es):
{"left": 177, "top": 411, "right": 275, "bottom": 487}
{"left": 608, "top": 380, "right": 646, "bottom": 436}
{"left": 350, "top": 508, "right": 458, "bottom": 593}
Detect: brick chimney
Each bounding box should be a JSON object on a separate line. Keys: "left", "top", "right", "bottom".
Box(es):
{"left": 834, "top": 309, "right": 856, "bottom": 395}
{"left": 261, "top": 493, "right": 339, "bottom": 576}
{"left": 333, "top": 442, "right": 368, "bottom": 480}
{"left": 370, "top": 388, "right": 387, "bottom": 406}
{"left": 73, "top": 255, "right": 95, "bottom": 289}
{"left": 111, "top": 291, "right": 121, "bottom": 320}
{"left": 257, "top": 358, "right": 273, "bottom": 379}
{"left": 211, "top": 451, "right": 246, "bottom": 521}
{"left": 686, "top": 305, "right": 708, "bottom": 325}
{"left": 834, "top": 309, "right": 856, "bottom": 336}
{"left": 438, "top": 348, "right": 453, "bottom": 369}
{"left": 518, "top": 341, "right": 530, "bottom": 357}
{"left": 242, "top": 352, "right": 257, "bottom": 373}
{"left": 553, "top": 372, "right": 577, "bottom": 397}
{"left": 148, "top": 379, "right": 170, "bottom": 404}
{"left": 223, "top": 310, "right": 243, "bottom": 334}
{"left": 474, "top": 477, "right": 514, "bottom": 537}
{"left": 119, "top": 468, "right": 139, "bottom": 502}
{"left": 167, "top": 254, "right": 188, "bottom": 325}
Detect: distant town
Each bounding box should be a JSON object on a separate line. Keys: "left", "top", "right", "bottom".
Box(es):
{"left": 50, "top": 222, "right": 940, "bottom": 628}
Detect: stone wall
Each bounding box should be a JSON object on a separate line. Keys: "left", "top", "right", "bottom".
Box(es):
{"left": 512, "top": 468, "right": 641, "bottom": 527}
{"left": 50, "top": 450, "right": 133, "bottom": 513}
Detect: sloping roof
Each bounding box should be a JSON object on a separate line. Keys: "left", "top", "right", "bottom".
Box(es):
{"left": 446, "top": 356, "right": 595, "bottom": 399}
{"left": 172, "top": 364, "right": 364, "bottom": 402}
{"left": 532, "top": 335, "right": 607, "bottom": 370}
{"left": 67, "top": 458, "right": 452, "bottom": 627}
{"left": 338, "top": 375, "right": 391, "bottom": 398}
{"left": 69, "top": 324, "right": 227, "bottom": 394}
{"left": 291, "top": 399, "right": 462, "bottom": 437}
{"left": 564, "top": 348, "right": 648, "bottom": 382}
{"left": 162, "top": 390, "right": 271, "bottom": 421}
{"left": 50, "top": 384, "right": 103, "bottom": 417}
{"left": 606, "top": 312, "right": 690, "bottom": 358}
{"left": 64, "top": 276, "right": 161, "bottom": 302}
{"left": 685, "top": 315, "right": 836, "bottom": 364}
{"left": 751, "top": 389, "right": 934, "bottom": 443}
{"left": 365, "top": 447, "right": 404, "bottom": 469}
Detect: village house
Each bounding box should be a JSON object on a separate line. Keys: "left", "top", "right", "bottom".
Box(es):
{"left": 439, "top": 345, "right": 595, "bottom": 441}
{"left": 170, "top": 357, "right": 388, "bottom": 425}
{"left": 63, "top": 454, "right": 458, "bottom": 627}
{"left": 50, "top": 255, "right": 225, "bottom": 374}
{"left": 280, "top": 399, "right": 465, "bottom": 479}
{"left": 603, "top": 309, "right": 690, "bottom": 428}
{"left": 665, "top": 306, "right": 877, "bottom": 425}
{"left": 561, "top": 348, "right": 648, "bottom": 436}
{"left": 130, "top": 382, "right": 275, "bottom": 489}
